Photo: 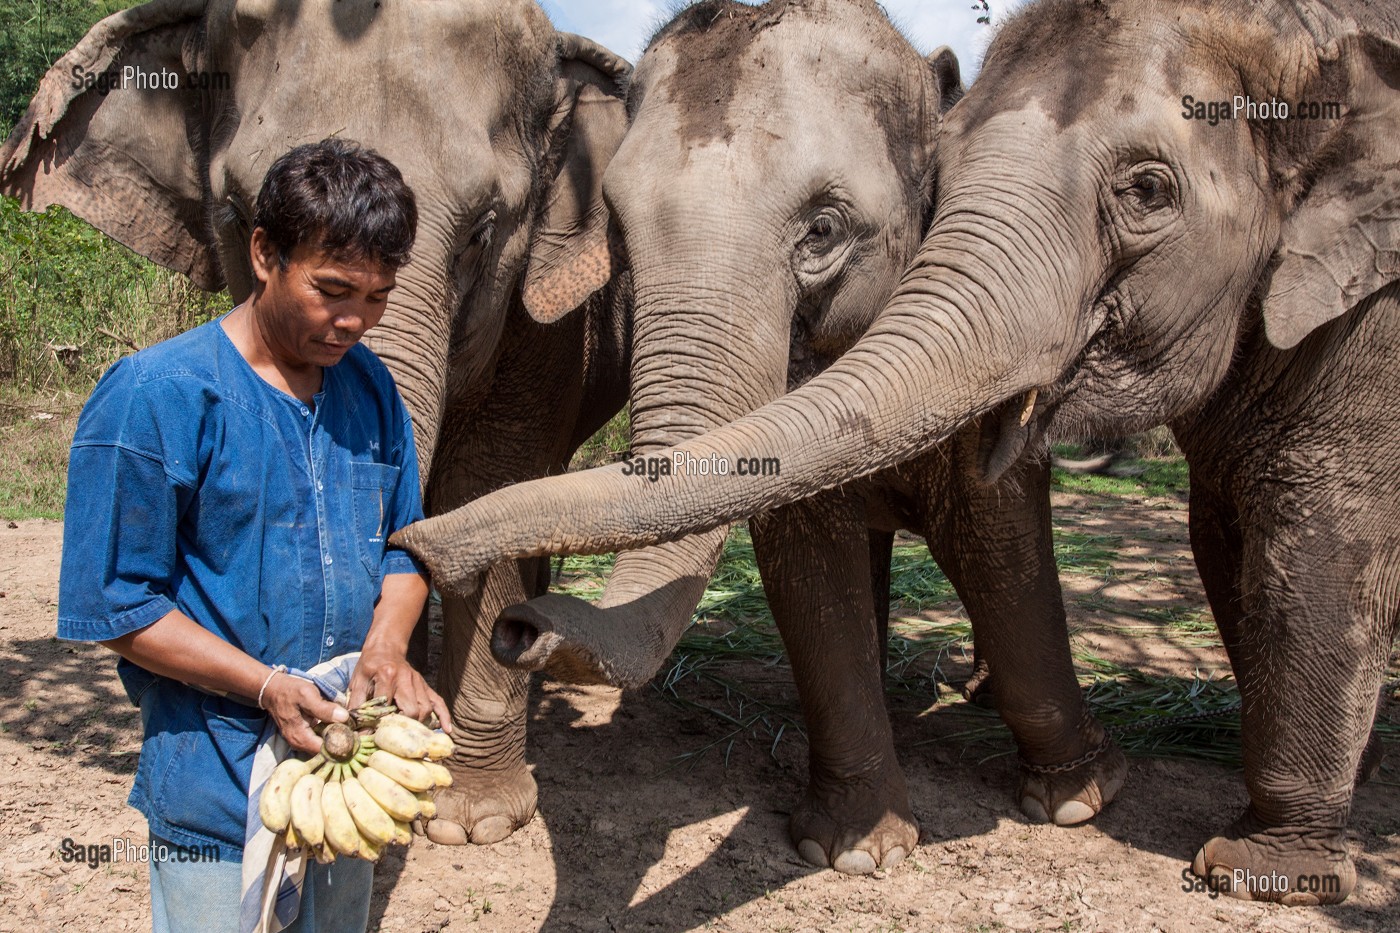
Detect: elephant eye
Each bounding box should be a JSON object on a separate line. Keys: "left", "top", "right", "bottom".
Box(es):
{"left": 1117, "top": 166, "right": 1175, "bottom": 212}
{"left": 799, "top": 210, "right": 844, "bottom": 255}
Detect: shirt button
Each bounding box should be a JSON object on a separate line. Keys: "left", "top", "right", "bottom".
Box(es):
{"left": 324, "top": 555, "right": 333, "bottom": 566}
{"left": 317, "top": 482, "right": 324, "bottom": 492}
{"left": 301, "top": 408, "right": 309, "bottom": 417}
{"left": 325, "top": 636, "right": 335, "bottom": 647}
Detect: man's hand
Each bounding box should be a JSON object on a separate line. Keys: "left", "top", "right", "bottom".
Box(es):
{"left": 349, "top": 572, "right": 452, "bottom": 731}
{"left": 260, "top": 672, "right": 351, "bottom": 754}
{"left": 348, "top": 646, "right": 452, "bottom": 730}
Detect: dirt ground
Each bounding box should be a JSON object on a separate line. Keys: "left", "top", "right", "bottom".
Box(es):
{"left": 1, "top": 490, "right": 1396, "bottom": 933}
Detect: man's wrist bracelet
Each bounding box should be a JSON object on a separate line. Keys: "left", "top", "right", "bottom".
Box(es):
{"left": 257, "top": 664, "right": 288, "bottom": 709}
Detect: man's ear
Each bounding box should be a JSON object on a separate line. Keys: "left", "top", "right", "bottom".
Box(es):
{"left": 1261, "top": 32, "right": 1400, "bottom": 350}
{"left": 0, "top": 0, "right": 221, "bottom": 290}
{"left": 520, "top": 35, "right": 632, "bottom": 324}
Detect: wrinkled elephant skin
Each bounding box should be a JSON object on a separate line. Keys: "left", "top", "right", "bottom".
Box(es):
{"left": 0, "top": 0, "right": 635, "bottom": 846}
{"left": 398, "top": 0, "right": 1400, "bottom": 902}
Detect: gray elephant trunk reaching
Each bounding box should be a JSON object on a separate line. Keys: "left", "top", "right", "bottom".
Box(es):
{"left": 487, "top": 273, "right": 790, "bottom": 687}
{"left": 394, "top": 214, "right": 1081, "bottom": 590}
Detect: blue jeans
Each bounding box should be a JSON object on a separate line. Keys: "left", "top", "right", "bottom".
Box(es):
{"left": 148, "top": 834, "right": 372, "bottom": 933}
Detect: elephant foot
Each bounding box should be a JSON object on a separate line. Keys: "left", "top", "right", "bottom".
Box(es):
{"left": 790, "top": 770, "right": 919, "bottom": 875}
{"left": 961, "top": 661, "right": 996, "bottom": 709}
{"left": 1017, "top": 736, "right": 1126, "bottom": 826}
{"left": 423, "top": 761, "right": 538, "bottom": 846}
{"left": 1190, "top": 809, "right": 1355, "bottom": 905}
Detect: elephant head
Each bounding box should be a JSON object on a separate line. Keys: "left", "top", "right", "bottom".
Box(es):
{"left": 480, "top": 0, "right": 964, "bottom": 688}
{"left": 0, "top": 0, "right": 630, "bottom": 480}
{"left": 397, "top": 0, "right": 1399, "bottom": 589}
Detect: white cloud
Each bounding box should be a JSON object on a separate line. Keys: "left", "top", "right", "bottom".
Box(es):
{"left": 542, "top": 0, "right": 1025, "bottom": 77}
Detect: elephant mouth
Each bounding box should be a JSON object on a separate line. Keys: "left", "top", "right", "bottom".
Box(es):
{"left": 976, "top": 386, "right": 1056, "bottom": 483}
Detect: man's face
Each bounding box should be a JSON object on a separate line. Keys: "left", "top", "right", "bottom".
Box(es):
{"left": 249, "top": 227, "right": 398, "bottom": 369}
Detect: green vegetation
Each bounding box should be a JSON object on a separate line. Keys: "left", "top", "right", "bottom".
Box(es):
{"left": 1, "top": 0, "right": 130, "bottom": 139}
{"left": 0, "top": 0, "right": 228, "bottom": 520}
{"left": 1051, "top": 457, "right": 1190, "bottom": 499}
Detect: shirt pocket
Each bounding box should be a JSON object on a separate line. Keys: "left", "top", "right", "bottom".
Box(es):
{"left": 351, "top": 461, "right": 401, "bottom": 578}
{"left": 155, "top": 696, "right": 266, "bottom": 849}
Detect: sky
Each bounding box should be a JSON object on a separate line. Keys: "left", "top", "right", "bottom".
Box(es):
{"left": 538, "top": 0, "right": 1020, "bottom": 80}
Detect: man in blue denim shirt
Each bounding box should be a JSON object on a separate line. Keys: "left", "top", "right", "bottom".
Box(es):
{"left": 57, "top": 139, "right": 450, "bottom": 932}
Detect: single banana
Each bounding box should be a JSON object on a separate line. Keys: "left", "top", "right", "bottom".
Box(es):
{"left": 379, "top": 713, "right": 434, "bottom": 736}
{"left": 342, "top": 775, "right": 397, "bottom": 846}
{"left": 415, "top": 791, "right": 437, "bottom": 819}
{"left": 259, "top": 753, "right": 322, "bottom": 832}
{"left": 290, "top": 772, "right": 326, "bottom": 847}
{"left": 424, "top": 761, "right": 453, "bottom": 788}
{"left": 372, "top": 720, "right": 432, "bottom": 759}
{"left": 392, "top": 820, "right": 412, "bottom": 845}
{"left": 321, "top": 779, "right": 361, "bottom": 857}
{"left": 425, "top": 732, "right": 454, "bottom": 760}
{"left": 366, "top": 750, "right": 436, "bottom": 792}
{"left": 285, "top": 822, "right": 302, "bottom": 850}
{"left": 355, "top": 765, "right": 422, "bottom": 822}
{"left": 358, "top": 835, "right": 382, "bottom": 862}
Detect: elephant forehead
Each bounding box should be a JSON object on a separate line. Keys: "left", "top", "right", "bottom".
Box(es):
{"left": 642, "top": 1, "right": 926, "bottom": 151}
{"left": 207, "top": 0, "right": 553, "bottom": 126}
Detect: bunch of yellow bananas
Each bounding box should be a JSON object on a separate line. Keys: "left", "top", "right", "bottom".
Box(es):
{"left": 258, "top": 698, "right": 454, "bottom": 862}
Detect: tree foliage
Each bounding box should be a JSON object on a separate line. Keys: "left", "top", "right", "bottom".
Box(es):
{"left": 0, "top": 0, "right": 130, "bottom": 140}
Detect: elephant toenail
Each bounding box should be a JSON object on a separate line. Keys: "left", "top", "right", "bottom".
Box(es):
{"left": 425, "top": 819, "right": 469, "bottom": 846}
{"left": 833, "top": 850, "right": 879, "bottom": 875}
{"left": 1209, "top": 867, "right": 1251, "bottom": 900}
{"left": 1020, "top": 796, "right": 1051, "bottom": 823}
{"left": 1053, "top": 800, "right": 1095, "bottom": 825}
{"left": 797, "top": 839, "right": 830, "bottom": 868}
{"left": 883, "top": 846, "right": 908, "bottom": 868}
{"left": 469, "top": 815, "right": 515, "bottom": 845}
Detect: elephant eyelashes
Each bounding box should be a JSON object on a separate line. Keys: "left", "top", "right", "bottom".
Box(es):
{"left": 471, "top": 211, "right": 498, "bottom": 249}
{"left": 1114, "top": 163, "right": 1177, "bottom": 213}
{"left": 793, "top": 207, "right": 852, "bottom": 284}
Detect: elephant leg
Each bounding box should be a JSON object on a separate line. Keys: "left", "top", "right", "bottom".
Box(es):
{"left": 929, "top": 451, "right": 1125, "bottom": 826}
{"left": 868, "top": 528, "right": 894, "bottom": 678}
{"left": 425, "top": 558, "right": 545, "bottom": 845}
{"left": 750, "top": 492, "right": 917, "bottom": 875}
{"left": 1185, "top": 484, "right": 1392, "bottom": 905}
{"left": 422, "top": 303, "right": 604, "bottom": 846}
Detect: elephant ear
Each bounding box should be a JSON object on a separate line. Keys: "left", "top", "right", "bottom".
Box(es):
{"left": 1261, "top": 32, "right": 1400, "bottom": 350}
{"left": 521, "top": 34, "right": 632, "bottom": 324}
{"left": 927, "top": 45, "right": 965, "bottom": 113}
{"left": 0, "top": 0, "right": 219, "bottom": 290}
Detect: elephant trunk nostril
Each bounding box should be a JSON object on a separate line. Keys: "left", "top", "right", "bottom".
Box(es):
{"left": 491, "top": 613, "right": 547, "bottom": 666}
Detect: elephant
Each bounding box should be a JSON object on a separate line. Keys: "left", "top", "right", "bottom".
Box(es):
{"left": 397, "top": 0, "right": 1400, "bottom": 905}
{"left": 454, "top": 0, "right": 1125, "bottom": 874}
{"left": 1, "top": 0, "right": 635, "bottom": 846}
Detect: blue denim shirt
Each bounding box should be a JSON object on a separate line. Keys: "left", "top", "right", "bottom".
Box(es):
{"left": 56, "top": 317, "right": 426, "bottom": 861}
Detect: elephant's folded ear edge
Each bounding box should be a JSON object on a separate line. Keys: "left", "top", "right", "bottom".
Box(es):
{"left": 521, "top": 43, "right": 632, "bottom": 324}
{"left": 0, "top": 0, "right": 222, "bottom": 293}
{"left": 1261, "top": 31, "right": 1400, "bottom": 350}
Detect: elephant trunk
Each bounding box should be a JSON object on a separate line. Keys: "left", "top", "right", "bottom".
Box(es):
{"left": 491, "top": 270, "right": 791, "bottom": 687}
{"left": 361, "top": 227, "right": 456, "bottom": 481}
{"left": 396, "top": 221, "right": 1078, "bottom": 586}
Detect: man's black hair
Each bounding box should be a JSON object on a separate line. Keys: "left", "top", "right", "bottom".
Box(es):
{"left": 253, "top": 138, "right": 418, "bottom": 271}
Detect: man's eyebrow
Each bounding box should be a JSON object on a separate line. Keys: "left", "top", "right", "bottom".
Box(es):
{"left": 314, "top": 273, "right": 395, "bottom": 293}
